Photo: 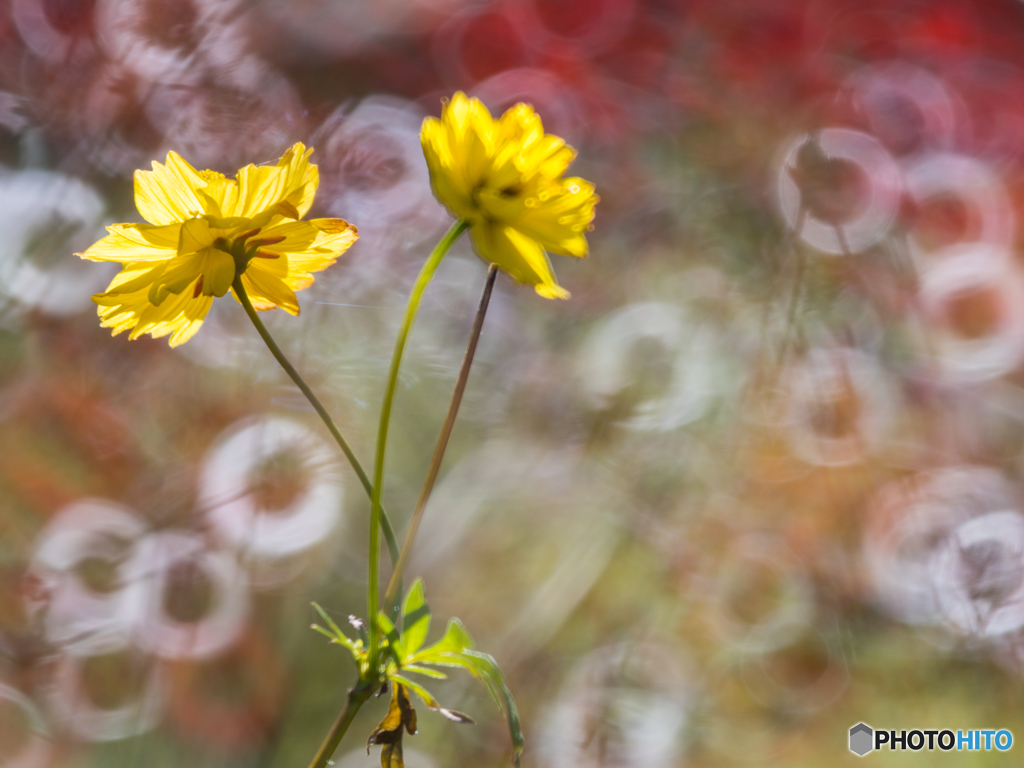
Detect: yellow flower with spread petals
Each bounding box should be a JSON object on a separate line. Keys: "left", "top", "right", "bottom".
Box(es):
{"left": 78, "top": 143, "right": 357, "bottom": 347}
{"left": 421, "top": 92, "right": 597, "bottom": 299}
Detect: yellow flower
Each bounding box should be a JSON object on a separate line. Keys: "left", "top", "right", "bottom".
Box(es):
{"left": 78, "top": 143, "right": 357, "bottom": 347}
{"left": 421, "top": 92, "right": 597, "bottom": 299}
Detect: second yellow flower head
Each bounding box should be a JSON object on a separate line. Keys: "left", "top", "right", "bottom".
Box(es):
{"left": 421, "top": 92, "right": 598, "bottom": 299}
{"left": 78, "top": 144, "right": 357, "bottom": 347}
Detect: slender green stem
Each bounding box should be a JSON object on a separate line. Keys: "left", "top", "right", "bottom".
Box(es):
{"left": 306, "top": 682, "right": 374, "bottom": 768}
{"left": 368, "top": 219, "right": 469, "bottom": 670}
{"left": 383, "top": 264, "right": 498, "bottom": 612}
{"left": 232, "top": 275, "right": 399, "bottom": 565}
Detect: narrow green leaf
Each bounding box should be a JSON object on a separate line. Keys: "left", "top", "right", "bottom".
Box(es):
{"left": 312, "top": 624, "right": 357, "bottom": 652}
{"left": 460, "top": 650, "right": 525, "bottom": 766}
{"left": 312, "top": 603, "right": 347, "bottom": 642}
{"left": 311, "top": 603, "right": 360, "bottom": 657}
{"left": 403, "top": 664, "right": 448, "bottom": 680}
{"left": 311, "top": 624, "right": 337, "bottom": 642}
{"left": 401, "top": 579, "right": 431, "bottom": 659}
{"left": 377, "top": 611, "right": 405, "bottom": 667}
{"left": 388, "top": 673, "right": 439, "bottom": 708}
{"left": 390, "top": 673, "right": 476, "bottom": 725}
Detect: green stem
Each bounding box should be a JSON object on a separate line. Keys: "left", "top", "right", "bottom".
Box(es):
{"left": 232, "top": 275, "right": 399, "bottom": 565}
{"left": 382, "top": 263, "right": 498, "bottom": 612}
{"left": 368, "top": 219, "right": 469, "bottom": 670}
{"left": 306, "top": 682, "right": 374, "bottom": 768}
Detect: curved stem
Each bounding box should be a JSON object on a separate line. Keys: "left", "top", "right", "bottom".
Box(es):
{"left": 232, "top": 275, "right": 400, "bottom": 565}
{"left": 383, "top": 264, "right": 498, "bottom": 612}
{"left": 306, "top": 682, "right": 374, "bottom": 768}
{"left": 368, "top": 219, "right": 469, "bottom": 670}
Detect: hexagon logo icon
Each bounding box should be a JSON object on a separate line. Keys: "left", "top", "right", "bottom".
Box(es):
{"left": 849, "top": 723, "right": 874, "bottom": 756}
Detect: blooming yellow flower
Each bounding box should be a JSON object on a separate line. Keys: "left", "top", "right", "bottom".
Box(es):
{"left": 421, "top": 92, "right": 597, "bottom": 299}
{"left": 78, "top": 143, "right": 357, "bottom": 347}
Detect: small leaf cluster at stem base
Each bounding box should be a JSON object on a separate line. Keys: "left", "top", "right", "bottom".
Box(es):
{"left": 310, "top": 578, "right": 524, "bottom": 767}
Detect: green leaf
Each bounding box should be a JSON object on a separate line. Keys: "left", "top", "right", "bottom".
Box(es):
{"left": 403, "top": 664, "right": 448, "bottom": 680}
{"left": 389, "top": 673, "right": 439, "bottom": 708}
{"left": 311, "top": 603, "right": 346, "bottom": 642}
{"left": 458, "top": 650, "right": 525, "bottom": 766}
{"left": 311, "top": 603, "right": 359, "bottom": 655}
{"left": 377, "top": 612, "right": 405, "bottom": 668}
{"left": 390, "top": 673, "right": 475, "bottom": 725}
{"left": 401, "top": 579, "right": 431, "bottom": 659}
{"left": 409, "top": 618, "right": 524, "bottom": 766}
{"left": 411, "top": 618, "right": 475, "bottom": 665}
{"left": 311, "top": 623, "right": 337, "bottom": 642}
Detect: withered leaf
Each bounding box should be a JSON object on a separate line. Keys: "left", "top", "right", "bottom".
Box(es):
{"left": 380, "top": 742, "right": 403, "bottom": 768}
{"left": 368, "top": 684, "right": 418, "bottom": 768}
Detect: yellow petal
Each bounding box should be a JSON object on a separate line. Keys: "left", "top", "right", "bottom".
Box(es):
{"left": 228, "top": 144, "right": 317, "bottom": 222}
{"left": 307, "top": 218, "right": 358, "bottom": 259}
{"left": 420, "top": 117, "right": 453, "bottom": 177}
{"left": 235, "top": 164, "right": 289, "bottom": 219}
{"left": 276, "top": 143, "right": 319, "bottom": 218}
{"left": 256, "top": 219, "right": 323, "bottom": 254}
{"left": 422, "top": 125, "right": 476, "bottom": 220}
{"left": 203, "top": 215, "right": 251, "bottom": 231}
{"left": 94, "top": 274, "right": 213, "bottom": 347}
{"left": 448, "top": 94, "right": 496, "bottom": 194}
{"left": 78, "top": 223, "right": 180, "bottom": 262}
{"left": 131, "top": 283, "right": 205, "bottom": 340}
{"left": 178, "top": 217, "right": 220, "bottom": 255}
{"left": 95, "top": 285, "right": 149, "bottom": 320}
{"left": 134, "top": 153, "right": 206, "bottom": 225}
{"left": 143, "top": 250, "right": 204, "bottom": 305}
{"left": 168, "top": 297, "right": 213, "bottom": 347}
{"left": 196, "top": 171, "right": 239, "bottom": 219}
{"left": 525, "top": 136, "right": 577, "bottom": 181}
{"left": 514, "top": 178, "right": 597, "bottom": 258}
{"left": 257, "top": 219, "right": 358, "bottom": 283}
{"left": 197, "top": 247, "right": 236, "bottom": 297}
{"left": 241, "top": 260, "right": 300, "bottom": 315}
{"left": 469, "top": 222, "right": 568, "bottom": 299}
{"left": 99, "top": 262, "right": 167, "bottom": 295}
{"left": 165, "top": 152, "right": 207, "bottom": 193}
{"left": 496, "top": 102, "right": 544, "bottom": 150}
{"left": 489, "top": 103, "right": 546, "bottom": 185}
{"left": 535, "top": 282, "right": 570, "bottom": 299}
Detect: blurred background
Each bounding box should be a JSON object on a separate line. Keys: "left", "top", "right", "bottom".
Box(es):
{"left": 2, "top": 0, "right": 1024, "bottom": 765}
